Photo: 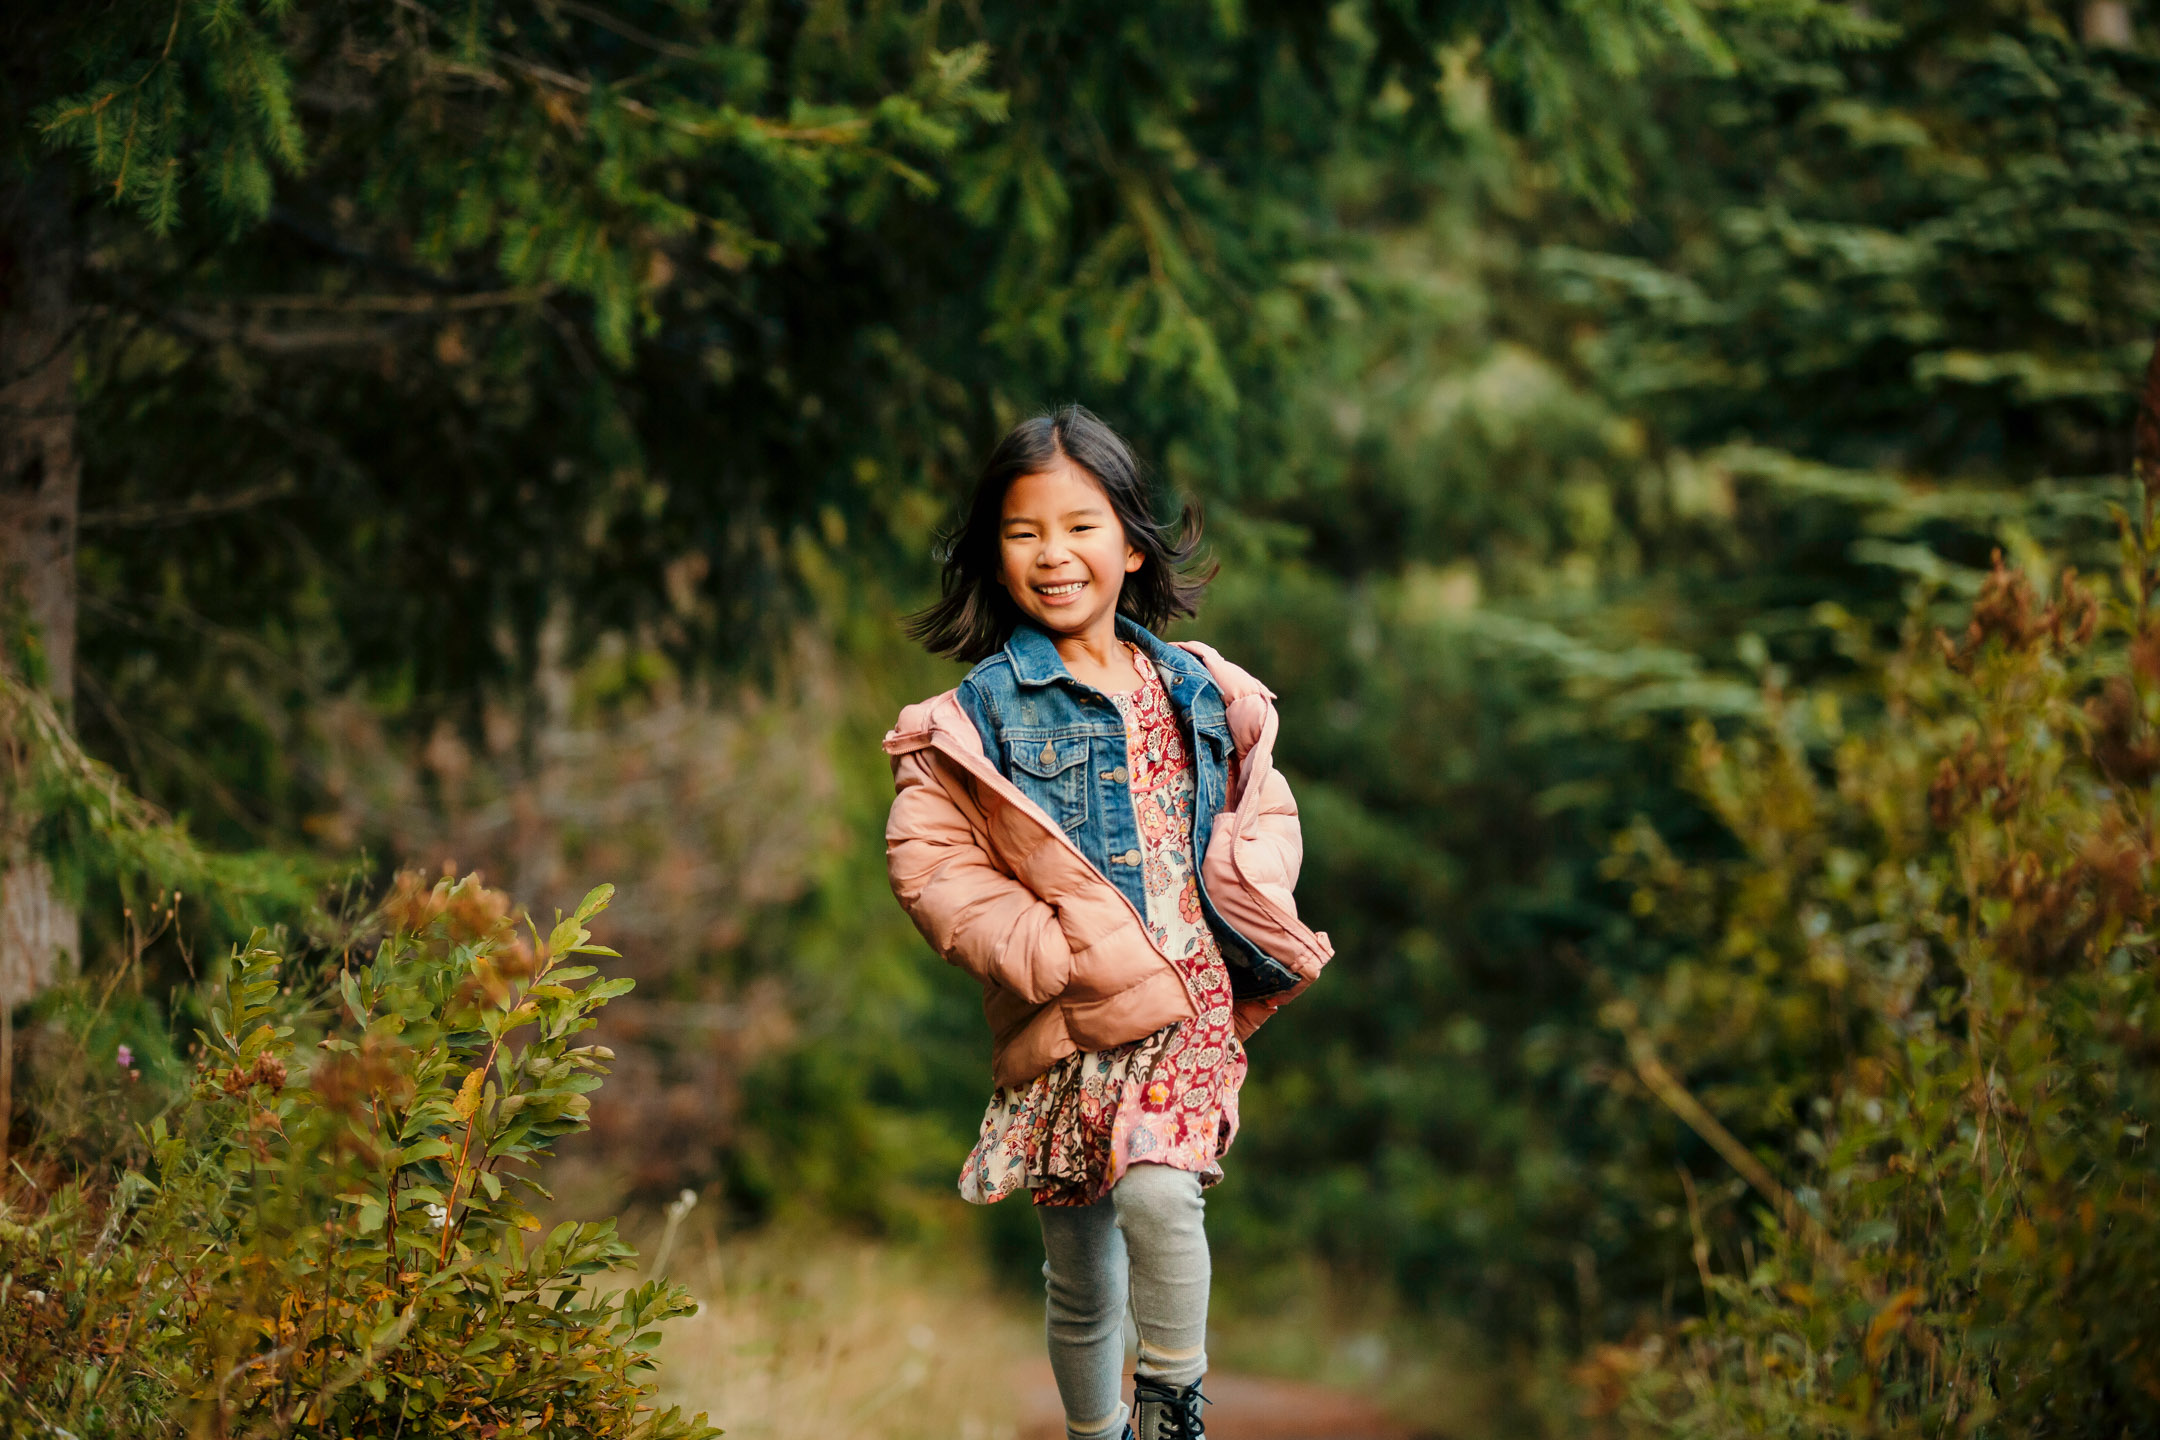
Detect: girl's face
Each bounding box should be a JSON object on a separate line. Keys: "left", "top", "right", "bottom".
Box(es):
{"left": 996, "top": 457, "right": 1142, "bottom": 640}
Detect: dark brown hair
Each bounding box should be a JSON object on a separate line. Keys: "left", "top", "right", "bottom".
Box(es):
{"left": 907, "top": 405, "right": 1213, "bottom": 663}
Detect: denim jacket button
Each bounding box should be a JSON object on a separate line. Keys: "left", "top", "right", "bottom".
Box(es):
{"left": 1113, "top": 849, "right": 1141, "bottom": 865}
{"left": 1109, "top": 765, "right": 1129, "bottom": 784}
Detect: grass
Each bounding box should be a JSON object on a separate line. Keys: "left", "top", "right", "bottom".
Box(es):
{"left": 635, "top": 1213, "right": 1546, "bottom": 1440}
{"left": 647, "top": 1221, "right": 1043, "bottom": 1440}
{"left": 1210, "top": 1256, "right": 1555, "bottom": 1438}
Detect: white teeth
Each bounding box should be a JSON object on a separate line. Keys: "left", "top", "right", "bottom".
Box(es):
{"left": 1037, "top": 582, "right": 1084, "bottom": 595}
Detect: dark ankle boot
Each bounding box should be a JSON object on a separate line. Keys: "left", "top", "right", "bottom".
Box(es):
{"left": 1131, "top": 1375, "right": 1208, "bottom": 1440}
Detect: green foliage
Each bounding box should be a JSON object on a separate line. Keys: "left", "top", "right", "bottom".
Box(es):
{"left": 18, "top": 0, "right": 2160, "bottom": 1404}
{"left": 33, "top": 0, "right": 305, "bottom": 234}
{"left": 614, "top": 7, "right": 2160, "bottom": 1382}
{"left": 1544, "top": 6, "right": 2160, "bottom": 481}
{"left": 1168, "top": 0, "right": 2160, "bottom": 1347}
{"left": 0, "top": 668, "right": 321, "bottom": 977}
{"left": 39, "top": 0, "right": 1853, "bottom": 849}
{"left": 1575, "top": 406, "right": 2160, "bottom": 1431}
{"left": 33, "top": 0, "right": 995, "bottom": 348}
{"left": 0, "top": 875, "right": 714, "bottom": 1439}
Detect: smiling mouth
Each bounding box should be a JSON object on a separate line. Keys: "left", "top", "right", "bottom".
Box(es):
{"left": 1035, "top": 581, "right": 1085, "bottom": 597}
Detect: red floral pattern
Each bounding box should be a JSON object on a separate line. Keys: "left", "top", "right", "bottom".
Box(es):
{"left": 962, "top": 649, "right": 1246, "bottom": 1208}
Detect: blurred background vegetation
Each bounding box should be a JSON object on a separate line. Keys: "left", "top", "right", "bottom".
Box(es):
{"left": 4, "top": 0, "right": 2159, "bottom": 1434}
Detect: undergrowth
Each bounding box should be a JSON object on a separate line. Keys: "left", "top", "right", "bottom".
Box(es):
{"left": 0, "top": 873, "right": 716, "bottom": 1439}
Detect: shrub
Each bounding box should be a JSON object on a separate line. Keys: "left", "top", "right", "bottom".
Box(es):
{"left": 1586, "top": 371, "right": 2160, "bottom": 1433}
{"left": 0, "top": 873, "right": 717, "bottom": 1440}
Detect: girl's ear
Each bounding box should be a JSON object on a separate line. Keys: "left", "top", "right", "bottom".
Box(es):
{"left": 1124, "top": 539, "right": 1144, "bottom": 574}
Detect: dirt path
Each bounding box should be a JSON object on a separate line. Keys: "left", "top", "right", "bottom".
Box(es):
{"left": 1017, "top": 1361, "right": 1413, "bottom": 1440}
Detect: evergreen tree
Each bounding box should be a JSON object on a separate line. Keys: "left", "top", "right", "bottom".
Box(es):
{"left": 23, "top": 0, "right": 2144, "bottom": 1391}
{"left": 4, "top": 2, "right": 1798, "bottom": 908}
{"left": 1204, "top": 0, "right": 2160, "bottom": 1341}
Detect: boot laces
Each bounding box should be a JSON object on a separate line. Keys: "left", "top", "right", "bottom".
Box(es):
{"left": 1133, "top": 1375, "right": 1209, "bottom": 1440}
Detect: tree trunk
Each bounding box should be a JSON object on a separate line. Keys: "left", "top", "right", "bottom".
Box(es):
{"left": 0, "top": 161, "right": 82, "bottom": 1007}
{"left": 2083, "top": 2, "right": 2133, "bottom": 46}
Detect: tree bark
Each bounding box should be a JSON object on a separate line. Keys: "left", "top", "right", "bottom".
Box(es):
{"left": 0, "top": 161, "right": 82, "bottom": 1007}
{"left": 2083, "top": 2, "right": 2133, "bottom": 47}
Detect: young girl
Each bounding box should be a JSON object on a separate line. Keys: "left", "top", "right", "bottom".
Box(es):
{"left": 882, "top": 406, "right": 1330, "bottom": 1440}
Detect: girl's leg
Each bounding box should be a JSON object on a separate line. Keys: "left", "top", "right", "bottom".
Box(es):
{"left": 1038, "top": 1199, "right": 1131, "bottom": 1440}
{"left": 1108, "top": 1163, "right": 1209, "bottom": 1386}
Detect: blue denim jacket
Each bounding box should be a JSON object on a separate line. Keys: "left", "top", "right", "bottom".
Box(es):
{"left": 956, "top": 617, "right": 1303, "bottom": 1001}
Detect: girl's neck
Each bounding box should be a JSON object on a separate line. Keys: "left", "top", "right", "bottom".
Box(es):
{"left": 1051, "top": 620, "right": 1141, "bottom": 694}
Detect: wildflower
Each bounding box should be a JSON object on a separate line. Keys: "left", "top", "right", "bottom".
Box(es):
{"left": 426, "top": 1202, "right": 449, "bottom": 1230}
{"left": 666, "top": 1188, "right": 699, "bottom": 1222}
{"left": 310, "top": 1034, "right": 416, "bottom": 1115}
{"left": 250, "top": 1052, "right": 289, "bottom": 1089}
{"left": 224, "top": 1051, "right": 289, "bottom": 1094}
{"left": 443, "top": 876, "right": 512, "bottom": 943}
{"left": 115, "top": 1044, "right": 134, "bottom": 1069}
{"left": 382, "top": 868, "right": 450, "bottom": 936}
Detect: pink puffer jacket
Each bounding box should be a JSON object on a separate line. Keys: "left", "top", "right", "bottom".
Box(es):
{"left": 883, "top": 641, "right": 1331, "bottom": 1088}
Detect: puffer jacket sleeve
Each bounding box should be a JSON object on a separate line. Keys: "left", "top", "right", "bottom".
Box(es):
{"left": 1213, "top": 686, "right": 1331, "bottom": 1041}
{"left": 886, "top": 748, "right": 1074, "bottom": 1005}
{"left": 1227, "top": 760, "right": 1313, "bottom": 1044}
{"left": 1228, "top": 758, "right": 1305, "bottom": 900}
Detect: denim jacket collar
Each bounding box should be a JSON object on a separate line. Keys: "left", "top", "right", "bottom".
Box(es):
{"left": 1000, "top": 621, "right": 1071, "bottom": 688}
{"left": 1000, "top": 616, "right": 1213, "bottom": 697}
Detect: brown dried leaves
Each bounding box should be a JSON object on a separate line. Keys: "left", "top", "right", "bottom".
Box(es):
{"left": 1938, "top": 553, "right": 2097, "bottom": 674}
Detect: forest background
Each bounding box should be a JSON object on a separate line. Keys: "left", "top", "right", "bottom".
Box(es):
{"left": 3, "top": 0, "right": 2159, "bottom": 1434}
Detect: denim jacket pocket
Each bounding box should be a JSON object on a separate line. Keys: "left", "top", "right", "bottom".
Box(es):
{"left": 1005, "top": 734, "right": 1092, "bottom": 834}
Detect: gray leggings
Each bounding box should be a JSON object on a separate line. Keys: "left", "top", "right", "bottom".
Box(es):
{"left": 1036, "top": 1163, "right": 1210, "bottom": 1440}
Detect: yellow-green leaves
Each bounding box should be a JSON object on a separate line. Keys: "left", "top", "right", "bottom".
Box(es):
{"left": 451, "top": 1066, "right": 486, "bottom": 1121}
{"left": 0, "top": 874, "right": 715, "bottom": 1439}
{"left": 1602, "top": 462, "right": 2160, "bottom": 1433}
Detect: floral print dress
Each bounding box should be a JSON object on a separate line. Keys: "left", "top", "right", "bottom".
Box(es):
{"left": 961, "top": 648, "right": 1247, "bottom": 1209}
